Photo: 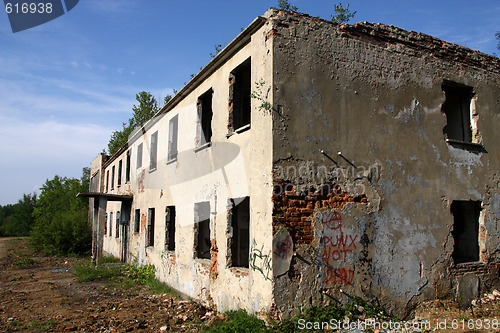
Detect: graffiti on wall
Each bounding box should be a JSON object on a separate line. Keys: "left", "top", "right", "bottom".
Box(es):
{"left": 249, "top": 241, "right": 272, "bottom": 281}
{"left": 273, "top": 228, "right": 294, "bottom": 276}
{"left": 318, "top": 210, "right": 359, "bottom": 287}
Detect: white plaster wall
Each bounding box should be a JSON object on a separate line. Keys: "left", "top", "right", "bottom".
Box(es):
{"left": 100, "top": 20, "right": 274, "bottom": 314}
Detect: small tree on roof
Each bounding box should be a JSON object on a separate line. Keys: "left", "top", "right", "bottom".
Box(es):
{"left": 331, "top": 3, "right": 357, "bottom": 24}
{"left": 278, "top": 0, "right": 298, "bottom": 12}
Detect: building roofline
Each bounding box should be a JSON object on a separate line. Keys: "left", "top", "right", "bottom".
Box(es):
{"left": 103, "top": 15, "right": 267, "bottom": 168}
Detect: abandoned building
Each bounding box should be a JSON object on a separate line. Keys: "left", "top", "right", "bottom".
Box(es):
{"left": 82, "top": 8, "right": 500, "bottom": 318}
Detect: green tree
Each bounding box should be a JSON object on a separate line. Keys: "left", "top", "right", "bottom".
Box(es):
{"left": 210, "top": 44, "right": 223, "bottom": 58}
{"left": 107, "top": 92, "right": 159, "bottom": 155}
{"left": 277, "top": 0, "right": 298, "bottom": 11}
{"left": 331, "top": 3, "right": 357, "bottom": 24}
{"left": 163, "top": 94, "right": 172, "bottom": 105}
{"left": 30, "top": 168, "right": 91, "bottom": 255}
{"left": 3, "top": 193, "right": 37, "bottom": 236}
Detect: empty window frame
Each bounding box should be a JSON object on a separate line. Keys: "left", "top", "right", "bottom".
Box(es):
{"left": 105, "top": 170, "right": 109, "bottom": 192}
{"left": 111, "top": 166, "right": 115, "bottom": 190}
{"left": 147, "top": 208, "right": 155, "bottom": 247}
{"left": 228, "top": 197, "right": 250, "bottom": 268}
{"left": 134, "top": 209, "right": 140, "bottom": 233}
{"left": 197, "top": 89, "right": 213, "bottom": 147}
{"left": 118, "top": 160, "right": 122, "bottom": 187}
{"left": 442, "top": 81, "right": 474, "bottom": 143}
{"left": 137, "top": 143, "right": 143, "bottom": 169}
{"left": 150, "top": 131, "right": 158, "bottom": 171}
{"left": 229, "top": 58, "right": 251, "bottom": 132}
{"left": 194, "top": 202, "right": 211, "bottom": 259}
{"left": 104, "top": 213, "right": 108, "bottom": 235}
{"left": 165, "top": 206, "right": 176, "bottom": 251}
{"left": 168, "top": 115, "right": 178, "bottom": 161}
{"left": 126, "top": 150, "right": 131, "bottom": 183}
{"left": 109, "top": 212, "right": 113, "bottom": 237}
{"left": 451, "top": 200, "right": 481, "bottom": 264}
{"left": 115, "top": 211, "right": 120, "bottom": 238}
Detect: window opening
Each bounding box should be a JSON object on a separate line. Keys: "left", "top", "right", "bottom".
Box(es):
{"left": 197, "top": 89, "right": 213, "bottom": 146}
{"left": 451, "top": 200, "right": 481, "bottom": 264}
{"left": 229, "top": 58, "right": 251, "bottom": 132}
{"left": 194, "top": 202, "right": 210, "bottom": 259}
{"left": 165, "top": 206, "right": 176, "bottom": 251}
{"left": 228, "top": 197, "right": 250, "bottom": 268}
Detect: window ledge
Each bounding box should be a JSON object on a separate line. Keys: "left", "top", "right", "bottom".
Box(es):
{"left": 194, "top": 142, "right": 211, "bottom": 153}
{"left": 446, "top": 139, "right": 483, "bottom": 148}
{"left": 166, "top": 157, "right": 177, "bottom": 165}
{"left": 149, "top": 167, "right": 157, "bottom": 173}
{"left": 229, "top": 267, "right": 250, "bottom": 277}
{"left": 235, "top": 124, "right": 251, "bottom": 134}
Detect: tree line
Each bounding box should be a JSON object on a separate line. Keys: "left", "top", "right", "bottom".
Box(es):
{"left": 0, "top": 169, "right": 92, "bottom": 256}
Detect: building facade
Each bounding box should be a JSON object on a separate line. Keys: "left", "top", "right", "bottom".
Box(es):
{"left": 85, "top": 9, "right": 500, "bottom": 317}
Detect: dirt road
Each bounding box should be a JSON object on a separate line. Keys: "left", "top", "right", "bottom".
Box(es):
{"left": 0, "top": 238, "right": 213, "bottom": 332}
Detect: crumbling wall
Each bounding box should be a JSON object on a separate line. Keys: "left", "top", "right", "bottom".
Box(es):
{"left": 269, "top": 10, "right": 500, "bottom": 318}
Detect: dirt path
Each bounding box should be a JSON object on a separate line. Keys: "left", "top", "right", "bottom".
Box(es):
{"left": 0, "top": 239, "right": 214, "bottom": 332}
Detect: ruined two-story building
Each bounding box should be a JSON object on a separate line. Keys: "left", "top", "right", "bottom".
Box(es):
{"left": 81, "top": 8, "right": 500, "bottom": 318}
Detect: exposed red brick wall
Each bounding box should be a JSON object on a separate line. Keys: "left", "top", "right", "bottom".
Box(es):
{"left": 272, "top": 180, "right": 368, "bottom": 245}
{"left": 210, "top": 239, "right": 218, "bottom": 280}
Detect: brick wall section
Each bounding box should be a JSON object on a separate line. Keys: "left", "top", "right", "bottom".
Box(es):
{"left": 450, "top": 262, "right": 500, "bottom": 277}
{"left": 272, "top": 179, "right": 368, "bottom": 244}
{"left": 210, "top": 239, "right": 218, "bottom": 280}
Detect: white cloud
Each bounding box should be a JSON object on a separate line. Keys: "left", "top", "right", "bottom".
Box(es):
{"left": 0, "top": 116, "right": 112, "bottom": 204}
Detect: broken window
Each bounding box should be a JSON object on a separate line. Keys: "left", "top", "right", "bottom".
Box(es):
{"left": 105, "top": 170, "right": 109, "bottom": 193}
{"left": 137, "top": 143, "right": 143, "bottom": 168}
{"left": 229, "top": 58, "right": 251, "bottom": 132}
{"left": 150, "top": 131, "right": 158, "bottom": 171}
{"left": 118, "top": 160, "right": 122, "bottom": 187}
{"left": 134, "top": 209, "right": 140, "bottom": 233}
{"left": 451, "top": 200, "right": 481, "bottom": 264}
{"left": 115, "top": 211, "right": 120, "bottom": 238}
{"left": 197, "top": 89, "right": 213, "bottom": 147}
{"left": 147, "top": 208, "right": 155, "bottom": 247}
{"left": 194, "top": 202, "right": 211, "bottom": 259}
{"left": 165, "top": 206, "right": 176, "bottom": 251}
{"left": 442, "top": 81, "right": 474, "bottom": 143}
{"left": 111, "top": 166, "right": 115, "bottom": 190}
{"left": 109, "top": 212, "right": 113, "bottom": 237}
{"left": 168, "top": 115, "right": 178, "bottom": 161}
{"left": 228, "top": 197, "right": 250, "bottom": 268}
{"left": 126, "top": 150, "right": 131, "bottom": 183}
{"left": 104, "top": 213, "right": 108, "bottom": 235}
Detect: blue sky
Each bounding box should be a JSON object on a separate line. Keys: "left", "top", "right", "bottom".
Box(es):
{"left": 0, "top": 0, "right": 499, "bottom": 205}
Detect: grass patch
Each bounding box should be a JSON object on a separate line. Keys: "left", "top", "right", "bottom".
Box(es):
{"left": 27, "top": 318, "right": 57, "bottom": 330}
{"left": 74, "top": 260, "right": 123, "bottom": 282}
{"left": 14, "top": 257, "right": 36, "bottom": 267}
{"left": 204, "top": 310, "right": 269, "bottom": 333}
{"left": 5, "top": 238, "right": 23, "bottom": 246}
{"left": 202, "top": 296, "right": 393, "bottom": 333}
{"left": 99, "top": 255, "right": 122, "bottom": 264}
{"left": 74, "top": 260, "right": 181, "bottom": 298}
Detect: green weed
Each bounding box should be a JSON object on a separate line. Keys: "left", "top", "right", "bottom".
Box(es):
{"left": 14, "top": 257, "right": 36, "bottom": 267}
{"left": 203, "top": 309, "right": 269, "bottom": 333}
{"left": 74, "top": 260, "right": 123, "bottom": 282}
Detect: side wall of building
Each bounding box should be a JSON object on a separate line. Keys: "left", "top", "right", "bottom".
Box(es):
{"left": 270, "top": 11, "right": 500, "bottom": 317}
{"left": 99, "top": 20, "right": 275, "bottom": 314}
